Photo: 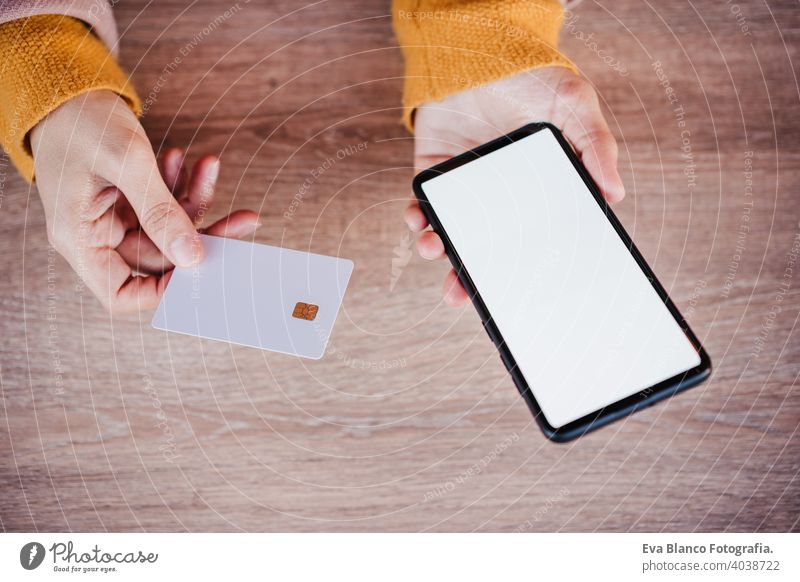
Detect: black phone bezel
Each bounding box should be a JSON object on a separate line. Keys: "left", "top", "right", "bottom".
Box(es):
{"left": 412, "top": 122, "right": 712, "bottom": 442}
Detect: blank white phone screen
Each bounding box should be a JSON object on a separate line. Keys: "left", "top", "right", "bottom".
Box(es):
{"left": 421, "top": 128, "right": 701, "bottom": 428}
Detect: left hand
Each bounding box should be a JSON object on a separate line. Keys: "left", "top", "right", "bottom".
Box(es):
{"left": 118, "top": 147, "right": 262, "bottom": 276}
{"left": 31, "top": 90, "right": 261, "bottom": 314}
{"left": 405, "top": 67, "right": 625, "bottom": 307}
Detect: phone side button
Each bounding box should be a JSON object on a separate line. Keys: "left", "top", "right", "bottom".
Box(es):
{"left": 482, "top": 321, "right": 498, "bottom": 345}
{"left": 498, "top": 350, "right": 515, "bottom": 372}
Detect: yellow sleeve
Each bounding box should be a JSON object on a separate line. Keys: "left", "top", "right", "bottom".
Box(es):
{"left": 392, "top": 0, "right": 575, "bottom": 131}
{"left": 0, "top": 14, "right": 141, "bottom": 182}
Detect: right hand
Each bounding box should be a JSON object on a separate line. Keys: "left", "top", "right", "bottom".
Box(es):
{"left": 31, "top": 90, "right": 260, "bottom": 314}
{"left": 406, "top": 68, "right": 625, "bottom": 307}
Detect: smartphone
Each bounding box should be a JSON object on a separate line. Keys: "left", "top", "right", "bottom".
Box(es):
{"left": 413, "top": 123, "right": 711, "bottom": 442}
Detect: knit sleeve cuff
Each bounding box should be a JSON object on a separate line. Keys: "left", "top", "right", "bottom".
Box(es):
{"left": 393, "top": 0, "right": 576, "bottom": 132}
{"left": 0, "top": 14, "right": 141, "bottom": 182}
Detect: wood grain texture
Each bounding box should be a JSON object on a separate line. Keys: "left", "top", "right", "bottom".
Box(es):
{"left": 1, "top": 0, "right": 798, "bottom": 532}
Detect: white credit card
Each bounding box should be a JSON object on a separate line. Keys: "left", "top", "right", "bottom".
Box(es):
{"left": 151, "top": 235, "right": 354, "bottom": 359}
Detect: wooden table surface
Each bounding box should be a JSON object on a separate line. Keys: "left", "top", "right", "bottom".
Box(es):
{"left": 1, "top": 0, "right": 798, "bottom": 532}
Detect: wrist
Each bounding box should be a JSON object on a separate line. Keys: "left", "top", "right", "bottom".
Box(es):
{"left": 0, "top": 15, "right": 140, "bottom": 182}
{"left": 393, "top": 0, "right": 576, "bottom": 132}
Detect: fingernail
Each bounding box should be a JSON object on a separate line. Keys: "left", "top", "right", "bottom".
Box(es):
{"left": 208, "top": 159, "right": 220, "bottom": 181}
{"left": 170, "top": 150, "right": 184, "bottom": 176}
{"left": 171, "top": 234, "right": 202, "bottom": 267}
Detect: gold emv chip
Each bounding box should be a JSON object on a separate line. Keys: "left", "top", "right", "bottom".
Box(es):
{"left": 292, "top": 302, "right": 319, "bottom": 321}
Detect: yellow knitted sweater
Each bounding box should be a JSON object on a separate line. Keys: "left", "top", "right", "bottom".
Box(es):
{"left": 393, "top": 0, "right": 572, "bottom": 129}
{"left": 0, "top": 1, "right": 570, "bottom": 181}
{"left": 0, "top": 14, "right": 140, "bottom": 181}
